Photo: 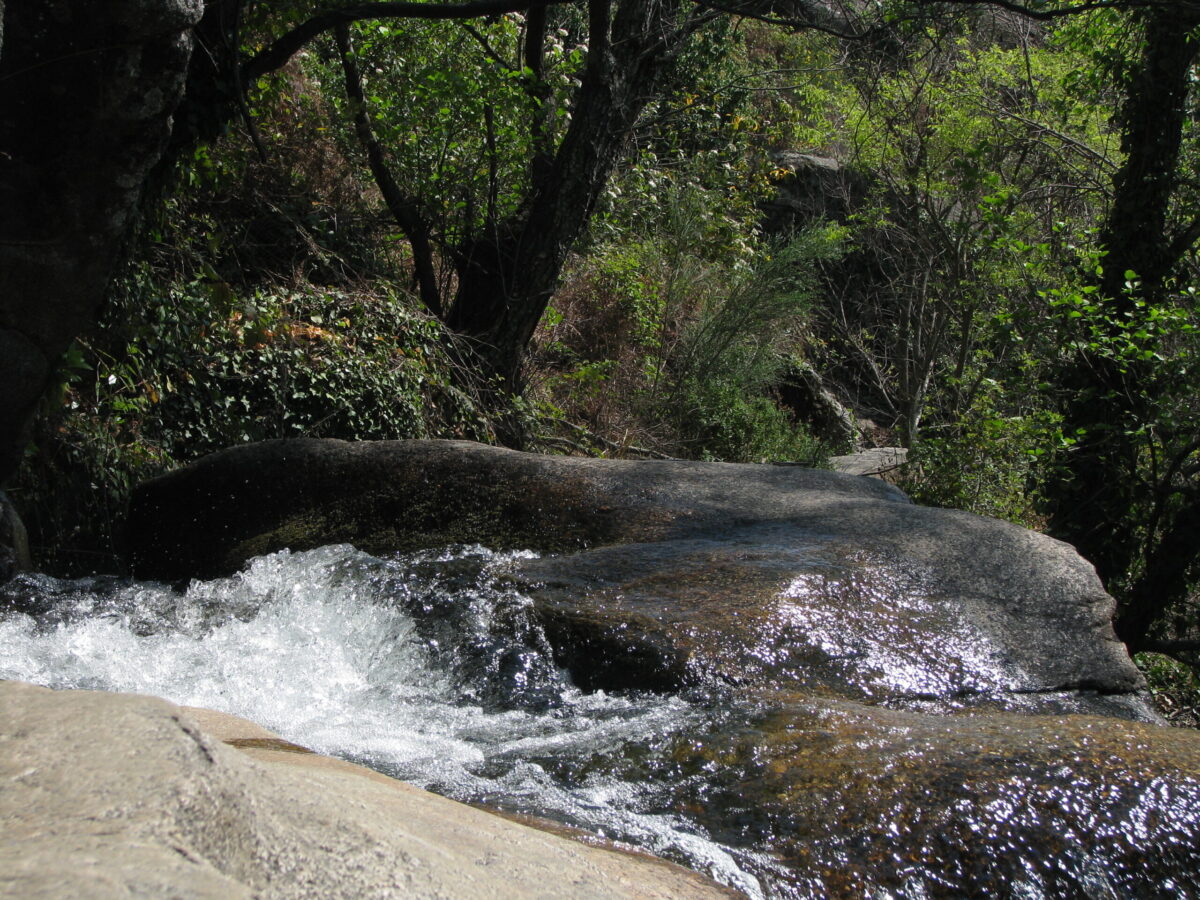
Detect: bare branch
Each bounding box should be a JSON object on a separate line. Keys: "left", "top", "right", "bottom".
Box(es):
{"left": 691, "top": 0, "right": 870, "bottom": 38}
{"left": 245, "top": 0, "right": 567, "bottom": 83}
{"left": 461, "top": 22, "right": 517, "bottom": 71}
{"left": 911, "top": 0, "right": 1160, "bottom": 21}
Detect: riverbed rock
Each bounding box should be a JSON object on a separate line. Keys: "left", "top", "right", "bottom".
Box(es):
{"left": 662, "top": 695, "right": 1200, "bottom": 897}
{"left": 126, "top": 437, "right": 906, "bottom": 580}
{"left": 109, "top": 437, "right": 1200, "bottom": 894}
{"left": 828, "top": 446, "right": 908, "bottom": 478}
{"left": 514, "top": 523, "right": 1149, "bottom": 719}
{"left": 126, "top": 438, "right": 1148, "bottom": 720}
{"left": 0, "top": 680, "right": 735, "bottom": 900}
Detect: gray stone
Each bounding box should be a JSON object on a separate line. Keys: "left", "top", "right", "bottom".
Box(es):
{"left": 126, "top": 437, "right": 908, "bottom": 581}
{"left": 828, "top": 446, "right": 908, "bottom": 478}
{"left": 126, "top": 438, "right": 1149, "bottom": 719}
{"left": 760, "top": 151, "right": 868, "bottom": 234}
{"left": 0, "top": 680, "right": 736, "bottom": 900}
{"left": 516, "top": 518, "right": 1147, "bottom": 717}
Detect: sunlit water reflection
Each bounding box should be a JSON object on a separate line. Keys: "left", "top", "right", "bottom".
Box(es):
{"left": 0, "top": 544, "right": 769, "bottom": 898}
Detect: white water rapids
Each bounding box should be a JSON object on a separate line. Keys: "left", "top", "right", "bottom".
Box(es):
{"left": 0, "top": 544, "right": 768, "bottom": 898}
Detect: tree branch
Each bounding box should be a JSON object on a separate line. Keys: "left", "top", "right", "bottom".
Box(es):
{"left": 523, "top": 2, "right": 556, "bottom": 185}
{"left": 230, "top": 0, "right": 269, "bottom": 163}
{"left": 910, "top": 0, "right": 1160, "bottom": 21}
{"left": 335, "top": 23, "right": 444, "bottom": 317}
{"left": 245, "top": 0, "right": 566, "bottom": 83}
{"left": 691, "top": 0, "right": 869, "bottom": 38}
{"left": 461, "top": 22, "right": 517, "bottom": 71}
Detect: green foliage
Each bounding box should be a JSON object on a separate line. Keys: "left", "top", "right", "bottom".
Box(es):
{"left": 310, "top": 11, "right": 589, "bottom": 252}
{"left": 900, "top": 400, "right": 1060, "bottom": 528}
{"left": 1136, "top": 652, "right": 1200, "bottom": 727}
{"left": 16, "top": 266, "right": 485, "bottom": 573}
{"left": 14, "top": 0, "right": 1200, "bottom": 672}
{"left": 532, "top": 186, "right": 836, "bottom": 463}
{"left": 666, "top": 231, "right": 838, "bottom": 462}
{"left": 803, "top": 18, "right": 1125, "bottom": 526}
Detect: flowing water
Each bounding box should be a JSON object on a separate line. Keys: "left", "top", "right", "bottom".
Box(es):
{"left": 4, "top": 544, "right": 1198, "bottom": 899}
{"left": 0, "top": 544, "right": 773, "bottom": 898}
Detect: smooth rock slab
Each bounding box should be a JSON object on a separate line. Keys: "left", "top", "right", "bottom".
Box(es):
{"left": 125, "top": 438, "right": 906, "bottom": 581}
{"left": 827, "top": 446, "right": 908, "bottom": 478}
{"left": 0, "top": 680, "right": 735, "bottom": 900}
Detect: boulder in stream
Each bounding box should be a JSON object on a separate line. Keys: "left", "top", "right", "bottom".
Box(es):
{"left": 128, "top": 438, "right": 1145, "bottom": 718}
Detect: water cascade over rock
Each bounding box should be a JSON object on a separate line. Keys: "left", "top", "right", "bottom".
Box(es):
{"left": 5, "top": 438, "right": 1199, "bottom": 897}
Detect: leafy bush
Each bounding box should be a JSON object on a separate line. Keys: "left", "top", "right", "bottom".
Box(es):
{"left": 530, "top": 187, "right": 837, "bottom": 463}
{"left": 15, "top": 271, "right": 486, "bottom": 574}
{"left": 1136, "top": 652, "right": 1200, "bottom": 728}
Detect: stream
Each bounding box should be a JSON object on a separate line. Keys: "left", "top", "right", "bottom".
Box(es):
{"left": 0, "top": 544, "right": 774, "bottom": 898}
{"left": 4, "top": 542, "right": 1200, "bottom": 898}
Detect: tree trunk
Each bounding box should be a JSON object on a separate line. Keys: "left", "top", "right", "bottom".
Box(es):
{"left": 446, "top": 0, "right": 683, "bottom": 388}
{"left": 1047, "top": 9, "right": 1200, "bottom": 647}
{"left": 1117, "top": 496, "right": 1200, "bottom": 650}
{"left": 0, "top": 0, "right": 203, "bottom": 487}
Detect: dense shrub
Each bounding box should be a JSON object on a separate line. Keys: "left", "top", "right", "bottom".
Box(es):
{"left": 15, "top": 275, "right": 485, "bottom": 574}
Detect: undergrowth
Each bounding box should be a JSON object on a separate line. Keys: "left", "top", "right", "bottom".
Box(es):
{"left": 15, "top": 274, "right": 489, "bottom": 575}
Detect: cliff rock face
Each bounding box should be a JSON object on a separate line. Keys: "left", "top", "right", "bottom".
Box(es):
{"left": 0, "top": 0, "right": 202, "bottom": 485}
{"left": 0, "top": 680, "right": 735, "bottom": 899}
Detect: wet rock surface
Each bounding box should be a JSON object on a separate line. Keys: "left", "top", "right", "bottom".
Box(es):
{"left": 659, "top": 696, "right": 1200, "bottom": 897}
{"left": 514, "top": 527, "right": 1148, "bottom": 718}
{"left": 117, "top": 438, "right": 1200, "bottom": 896}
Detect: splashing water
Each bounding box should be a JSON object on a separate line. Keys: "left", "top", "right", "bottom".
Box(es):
{"left": 6, "top": 543, "right": 1189, "bottom": 899}
{"left": 0, "top": 544, "right": 768, "bottom": 898}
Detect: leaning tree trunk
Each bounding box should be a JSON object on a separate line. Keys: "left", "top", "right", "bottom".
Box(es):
{"left": 0, "top": 0, "right": 203, "bottom": 487}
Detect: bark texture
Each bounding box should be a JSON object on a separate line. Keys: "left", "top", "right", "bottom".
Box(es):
{"left": 443, "top": 0, "right": 685, "bottom": 387}
{"left": 0, "top": 0, "right": 203, "bottom": 486}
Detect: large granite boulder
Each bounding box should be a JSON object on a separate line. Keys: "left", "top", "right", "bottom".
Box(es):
{"left": 127, "top": 438, "right": 1146, "bottom": 719}
{"left": 0, "top": 680, "right": 734, "bottom": 899}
